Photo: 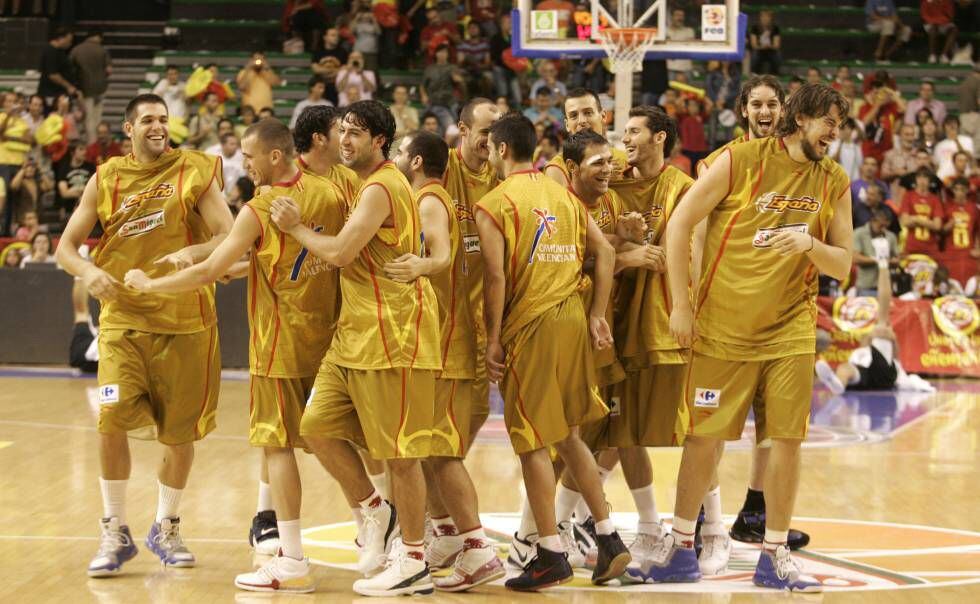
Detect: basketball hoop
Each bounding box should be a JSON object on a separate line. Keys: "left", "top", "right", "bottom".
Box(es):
{"left": 598, "top": 27, "right": 658, "bottom": 73}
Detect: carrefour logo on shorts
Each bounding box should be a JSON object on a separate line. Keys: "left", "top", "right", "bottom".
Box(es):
{"left": 99, "top": 384, "right": 120, "bottom": 405}
{"left": 694, "top": 388, "right": 720, "bottom": 408}
{"left": 119, "top": 210, "right": 166, "bottom": 238}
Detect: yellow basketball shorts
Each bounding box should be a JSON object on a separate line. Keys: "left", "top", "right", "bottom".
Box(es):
{"left": 469, "top": 347, "right": 490, "bottom": 443}
{"left": 684, "top": 351, "right": 815, "bottom": 441}
{"left": 301, "top": 360, "right": 435, "bottom": 460}
{"left": 249, "top": 375, "right": 315, "bottom": 448}
{"left": 97, "top": 326, "right": 220, "bottom": 445}
{"left": 500, "top": 296, "right": 608, "bottom": 455}
{"left": 598, "top": 363, "right": 689, "bottom": 448}
{"left": 429, "top": 378, "right": 475, "bottom": 458}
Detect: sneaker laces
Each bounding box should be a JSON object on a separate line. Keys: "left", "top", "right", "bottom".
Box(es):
{"left": 773, "top": 546, "right": 801, "bottom": 581}
{"left": 701, "top": 533, "right": 723, "bottom": 558}
{"left": 154, "top": 521, "right": 188, "bottom": 553}
{"left": 252, "top": 555, "right": 289, "bottom": 581}
{"left": 630, "top": 531, "right": 660, "bottom": 553}
{"left": 97, "top": 525, "right": 131, "bottom": 557}
{"left": 558, "top": 524, "right": 577, "bottom": 555}
{"left": 650, "top": 532, "right": 676, "bottom": 565}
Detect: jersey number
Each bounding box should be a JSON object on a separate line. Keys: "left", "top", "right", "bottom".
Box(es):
{"left": 289, "top": 225, "right": 324, "bottom": 281}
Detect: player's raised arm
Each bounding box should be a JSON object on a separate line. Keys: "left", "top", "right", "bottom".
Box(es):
{"left": 384, "top": 193, "right": 451, "bottom": 282}
{"left": 56, "top": 174, "right": 121, "bottom": 301}
{"left": 475, "top": 207, "right": 506, "bottom": 382}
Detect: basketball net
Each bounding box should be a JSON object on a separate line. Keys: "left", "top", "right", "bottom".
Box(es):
{"left": 598, "top": 28, "right": 658, "bottom": 73}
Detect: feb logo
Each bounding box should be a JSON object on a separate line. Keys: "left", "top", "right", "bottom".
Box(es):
{"left": 931, "top": 295, "right": 980, "bottom": 337}
{"left": 901, "top": 254, "right": 938, "bottom": 296}
{"left": 755, "top": 191, "right": 821, "bottom": 214}
{"left": 528, "top": 207, "right": 557, "bottom": 265}
{"left": 832, "top": 296, "right": 879, "bottom": 333}
{"left": 119, "top": 183, "right": 174, "bottom": 213}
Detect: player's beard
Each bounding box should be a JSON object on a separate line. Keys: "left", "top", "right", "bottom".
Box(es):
{"left": 800, "top": 137, "right": 824, "bottom": 162}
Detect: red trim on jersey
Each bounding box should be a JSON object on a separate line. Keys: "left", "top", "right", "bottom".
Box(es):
{"left": 507, "top": 366, "right": 544, "bottom": 449}
{"left": 473, "top": 205, "right": 504, "bottom": 233}
{"left": 297, "top": 155, "right": 310, "bottom": 170}
{"left": 361, "top": 181, "right": 398, "bottom": 240}
{"left": 726, "top": 148, "right": 734, "bottom": 197}
{"left": 272, "top": 167, "right": 302, "bottom": 188}
{"left": 510, "top": 169, "right": 538, "bottom": 177}
{"left": 242, "top": 204, "right": 265, "bottom": 250}
{"left": 365, "top": 251, "right": 394, "bottom": 365}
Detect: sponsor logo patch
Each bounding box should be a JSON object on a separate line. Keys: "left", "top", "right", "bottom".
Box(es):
{"left": 119, "top": 183, "right": 174, "bottom": 213}
{"left": 463, "top": 234, "right": 481, "bottom": 254}
{"left": 694, "top": 388, "right": 720, "bottom": 408}
{"left": 119, "top": 210, "right": 166, "bottom": 238}
{"left": 752, "top": 223, "right": 809, "bottom": 248}
{"left": 755, "top": 192, "right": 822, "bottom": 214}
{"left": 99, "top": 384, "right": 120, "bottom": 405}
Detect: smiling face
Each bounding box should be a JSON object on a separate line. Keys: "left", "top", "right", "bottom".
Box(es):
{"left": 743, "top": 85, "right": 781, "bottom": 139}
{"left": 622, "top": 115, "right": 663, "bottom": 166}
{"left": 240, "top": 133, "right": 282, "bottom": 186}
{"left": 564, "top": 93, "right": 605, "bottom": 135}
{"left": 461, "top": 103, "right": 501, "bottom": 164}
{"left": 124, "top": 101, "right": 169, "bottom": 159}
{"left": 571, "top": 142, "right": 613, "bottom": 201}
{"left": 797, "top": 104, "right": 842, "bottom": 162}
{"left": 339, "top": 113, "right": 382, "bottom": 172}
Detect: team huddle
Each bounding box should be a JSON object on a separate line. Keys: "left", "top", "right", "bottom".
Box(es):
{"left": 56, "top": 76, "right": 853, "bottom": 595}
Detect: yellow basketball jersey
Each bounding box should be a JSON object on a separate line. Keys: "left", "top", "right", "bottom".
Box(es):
{"left": 443, "top": 148, "right": 499, "bottom": 337}
{"left": 94, "top": 149, "right": 219, "bottom": 334}
{"left": 297, "top": 156, "right": 359, "bottom": 213}
{"left": 545, "top": 147, "right": 629, "bottom": 182}
{"left": 476, "top": 170, "right": 588, "bottom": 346}
{"left": 244, "top": 170, "right": 347, "bottom": 378}
{"left": 325, "top": 161, "right": 442, "bottom": 370}
{"left": 695, "top": 137, "right": 849, "bottom": 360}
{"left": 418, "top": 181, "right": 477, "bottom": 380}
{"left": 611, "top": 164, "right": 694, "bottom": 365}
{"left": 697, "top": 132, "right": 751, "bottom": 174}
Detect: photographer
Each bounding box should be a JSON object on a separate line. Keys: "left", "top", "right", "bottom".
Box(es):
{"left": 335, "top": 50, "right": 377, "bottom": 107}
{"left": 351, "top": 9, "right": 381, "bottom": 72}
{"left": 235, "top": 52, "right": 281, "bottom": 115}
{"left": 859, "top": 71, "right": 906, "bottom": 165}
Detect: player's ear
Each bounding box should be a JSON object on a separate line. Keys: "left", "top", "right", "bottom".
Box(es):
{"left": 653, "top": 131, "right": 667, "bottom": 146}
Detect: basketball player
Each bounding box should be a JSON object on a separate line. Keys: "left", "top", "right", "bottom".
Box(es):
{"left": 124, "top": 118, "right": 347, "bottom": 592}
{"left": 55, "top": 93, "right": 234, "bottom": 576}
{"left": 388, "top": 130, "right": 505, "bottom": 591}
{"left": 474, "top": 114, "right": 630, "bottom": 590}
{"left": 543, "top": 87, "right": 628, "bottom": 187}
{"left": 271, "top": 100, "right": 441, "bottom": 597}
{"left": 695, "top": 76, "right": 811, "bottom": 554}
{"left": 633, "top": 84, "right": 852, "bottom": 592}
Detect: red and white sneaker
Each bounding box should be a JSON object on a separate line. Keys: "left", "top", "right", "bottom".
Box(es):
{"left": 234, "top": 551, "right": 315, "bottom": 593}
{"left": 434, "top": 538, "right": 506, "bottom": 592}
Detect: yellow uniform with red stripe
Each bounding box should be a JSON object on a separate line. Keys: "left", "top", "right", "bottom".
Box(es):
{"left": 688, "top": 137, "right": 849, "bottom": 441}
{"left": 545, "top": 147, "right": 629, "bottom": 183}
{"left": 602, "top": 165, "right": 693, "bottom": 447}
{"left": 243, "top": 169, "right": 347, "bottom": 447}
{"left": 297, "top": 155, "right": 360, "bottom": 212}
{"left": 476, "top": 170, "right": 607, "bottom": 454}
{"left": 302, "top": 161, "right": 442, "bottom": 459}
{"left": 697, "top": 132, "right": 750, "bottom": 175}
{"left": 419, "top": 181, "right": 478, "bottom": 457}
{"left": 93, "top": 149, "right": 222, "bottom": 444}
{"left": 443, "top": 147, "right": 498, "bottom": 434}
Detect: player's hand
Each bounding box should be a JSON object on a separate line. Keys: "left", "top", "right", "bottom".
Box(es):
{"left": 616, "top": 211, "right": 647, "bottom": 243}
{"left": 270, "top": 196, "right": 301, "bottom": 232}
{"left": 123, "top": 269, "right": 153, "bottom": 292}
{"left": 589, "top": 315, "right": 614, "bottom": 350}
{"left": 646, "top": 245, "right": 666, "bottom": 272}
{"left": 486, "top": 338, "right": 505, "bottom": 383}
{"left": 218, "top": 259, "right": 250, "bottom": 283}
{"left": 768, "top": 231, "right": 813, "bottom": 256}
{"left": 82, "top": 266, "right": 121, "bottom": 301}
{"left": 669, "top": 302, "right": 695, "bottom": 348}
{"left": 154, "top": 248, "right": 194, "bottom": 271}
{"left": 383, "top": 254, "right": 426, "bottom": 282}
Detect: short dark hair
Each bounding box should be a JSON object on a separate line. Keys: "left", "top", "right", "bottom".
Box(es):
{"left": 943, "top": 115, "right": 960, "bottom": 127}
{"left": 789, "top": 75, "right": 805, "bottom": 85}
{"left": 563, "top": 87, "right": 602, "bottom": 117}
{"left": 459, "top": 97, "right": 495, "bottom": 127}
{"left": 534, "top": 87, "right": 553, "bottom": 99}
{"left": 258, "top": 106, "right": 274, "bottom": 115}
{"left": 343, "top": 99, "right": 396, "bottom": 158}
{"left": 124, "top": 93, "right": 168, "bottom": 123}
{"left": 951, "top": 177, "right": 970, "bottom": 189}
{"left": 218, "top": 118, "right": 234, "bottom": 129}
{"left": 307, "top": 75, "right": 326, "bottom": 91}
{"left": 777, "top": 83, "right": 849, "bottom": 137}
{"left": 243, "top": 118, "right": 295, "bottom": 158}
{"left": 915, "top": 167, "right": 932, "bottom": 180}
{"left": 294, "top": 105, "right": 339, "bottom": 153}
{"left": 563, "top": 129, "right": 608, "bottom": 166}
{"left": 406, "top": 130, "right": 449, "bottom": 178}
{"left": 487, "top": 113, "right": 536, "bottom": 162}
{"left": 735, "top": 75, "right": 784, "bottom": 129}
{"left": 869, "top": 208, "right": 890, "bottom": 222}
{"left": 204, "top": 91, "right": 219, "bottom": 102}
{"left": 166, "top": 65, "right": 179, "bottom": 72}
{"left": 219, "top": 132, "right": 237, "bottom": 144}
{"left": 628, "top": 105, "right": 677, "bottom": 154}
{"left": 920, "top": 79, "right": 935, "bottom": 90}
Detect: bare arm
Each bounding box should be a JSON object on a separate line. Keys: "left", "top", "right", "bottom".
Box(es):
{"left": 271, "top": 184, "right": 390, "bottom": 267}
{"left": 154, "top": 178, "right": 235, "bottom": 269}
{"left": 769, "top": 188, "right": 853, "bottom": 280}
{"left": 475, "top": 208, "right": 507, "bottom": 381}
{"left": 542, "top": 163, "right": 569, "bottom": 187}
{"left": 383, "top": 194, "right": 451, "bottom": 282}
{"left": 55, "top": 175, "right": 120, "bottom": 300}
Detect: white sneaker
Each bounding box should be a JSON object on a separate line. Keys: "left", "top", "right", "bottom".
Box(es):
{"left": 353, "top": 548, "right": 433, "bottom": 596}
{"left": 234, "top": 553, "right": 315, "bottom": 593}
{"left": 929, "top": 53, "right": 938, "bottom": 64}
{"left": 629, "top": 522, "right": 664, "bottom": 564}
{"left": 699, "top": 532, "right": 732, "bottom": 575}
{"left": 422, "top": 513, "right": 433, "bottom": 549}
{"left": 434, "top": 538, "right": 506, "bottom": 592}
{"left": 506, "top": 532, "right": 537, "bottom": 569}
{"left": 815, "top": 359, "right": 845, "bottom": 395}
{"left": 941, "top": 55, "right": 951, "bottom": 64}
{"left": 358, "top": 500, "right": 400, "bottom": 576}
{"left": 425, "top": 533, "right": 463, "bottom": 569}
{"left": 558, "top": 521, "right": 586, "bottom": 568}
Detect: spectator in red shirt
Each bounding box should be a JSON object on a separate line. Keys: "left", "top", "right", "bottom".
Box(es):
{"left": 859, "top": 78, "right": 905, "bottom": 165}
{"left": 900, "top": 168, "right": 944, "bottom": 254}
{"left": 943, "top": 151, "right": 977, "bottom": 203}
{"left": 84, "top": 121, "right": 122, "bottom": 165}
{"left": 420, "top": 8, "right": 460, "bottom": 64}
{"left": 941, "top": 177, "right": 979, "bottom": 283}
{"left": 469, "top": 0, "right": 500, "bottom": 36}
{"left": 921, "top": 0, "right": 958, "bottom": 63}
{"left": 679, "top": 98, "right": 709, "bottom": 167}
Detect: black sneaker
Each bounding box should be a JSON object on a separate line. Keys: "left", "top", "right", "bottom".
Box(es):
{"left": 730, "top": 509, "right": 811, "bottom": 550}
{"left": 592, "top": 531, "right": 631, "bottom": 584}
{"left": 505, "top": 546, "right": 573, "bottom": 591}
{"left": 248, "top": 510, "right": 281, "bottom": 555}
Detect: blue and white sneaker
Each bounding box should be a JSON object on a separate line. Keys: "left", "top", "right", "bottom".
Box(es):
{"left": 753, "top": 545, "right": 822, "bottom": 592}
{"left": 88, "top": 517, "right": 138, "bottom": 577}
{"left": 146, "top": 517, "right": 196, "bottom": 567}
{"left": 625, "top": 533, "right": 701, "bottom": 583}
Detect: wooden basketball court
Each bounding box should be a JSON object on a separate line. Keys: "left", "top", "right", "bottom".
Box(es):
{"left": 2, "top": 368, "right": 979, "bottom": 602}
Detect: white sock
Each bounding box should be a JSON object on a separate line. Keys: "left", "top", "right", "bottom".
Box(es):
{"left": 99, "top": 478, "right": 127, "bottom": 524}
{"left": 630, "top": 484, "right": 659, "bottom": 526}
{"left": 702, "top": 486, "right": 723, "bottom": 525}
{"left": 517, "top": 495, "right": 537, "bottom": 539}
{"left": 670, "top": 516, "right": 697, "bottom": 549}
{"left": 156, "top": 481, "right": 182, "bottom": 523}
{"left": 764, "top": 528, "right": 789, "bottom": 552}
{"left": 368, "top": 473, "right": 389, "bottom": 501}
{"left": 555, "top": 483, "right": 581, "bottom": 524}
{"left": 257, "top": 481, "right": 274, "bottom": 513}
{"left": 595, "top": 518, "right": 614, "bottom": 536}
{"left": 278, "top": 519, "right": 303, "bottom": 560}
{"left": 432, "top": 515, "right": 458, "bottom": 537}
{"left": 459, "top": 526, "right": 488, "bottom": 544}
{"left": 358, "top": 489, "right": 382, "bottom": 509}
{"left": 538, "top": 534, "right": 562, "bottom": 553}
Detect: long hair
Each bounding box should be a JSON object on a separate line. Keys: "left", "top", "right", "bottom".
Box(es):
{"left": 777, "top": 84, "right": 849, "bottom": 137}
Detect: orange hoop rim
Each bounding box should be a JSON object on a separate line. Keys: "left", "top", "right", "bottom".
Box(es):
{"left": 600, "top": 27, "right": 659, "bottom": 46}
